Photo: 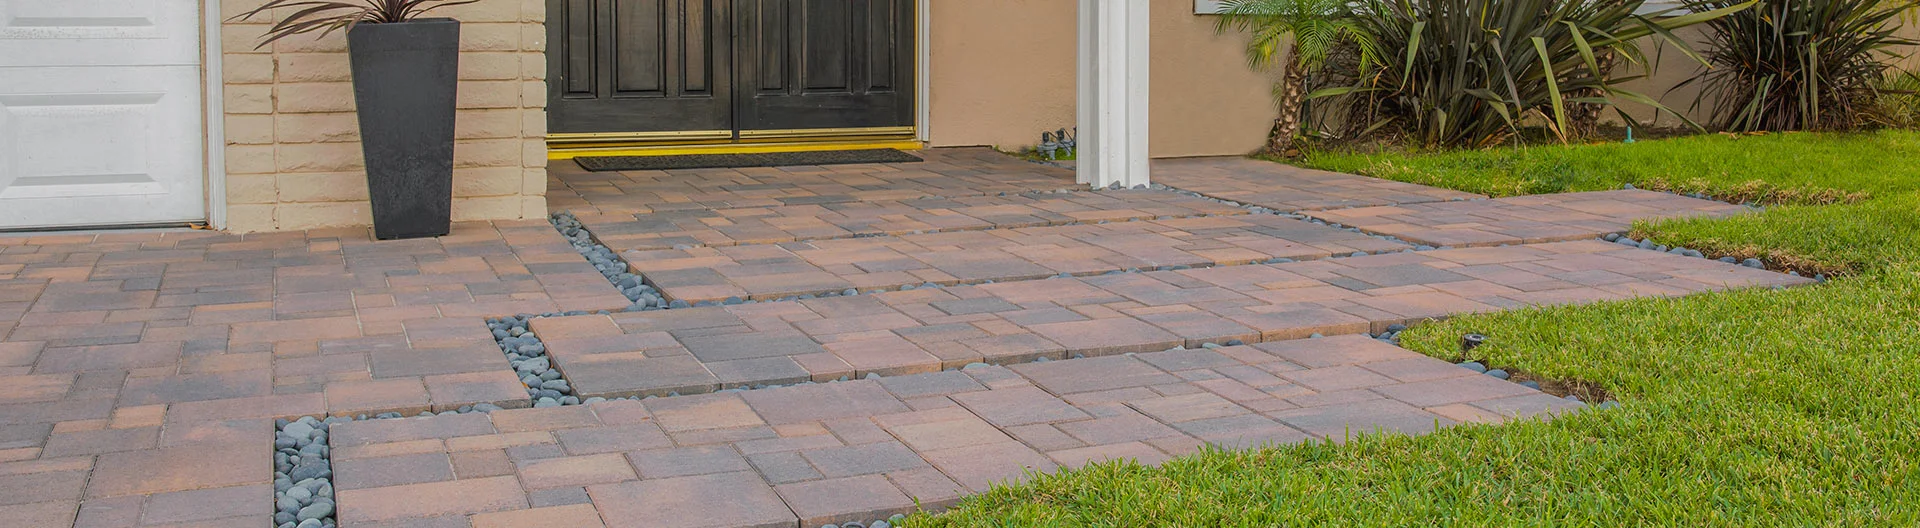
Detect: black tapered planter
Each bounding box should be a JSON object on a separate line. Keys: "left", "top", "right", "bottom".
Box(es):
{"left": 348, "top": 19, "right": 459, "bottom": 240}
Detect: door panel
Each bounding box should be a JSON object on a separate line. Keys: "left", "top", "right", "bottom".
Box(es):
{"left": 0, "top": 0, "right": 205, "bottom": 229}
{"left": 545, "top": 0, "right": 915, "bottom": 137}
{"left": 735, "top": 0, "right": 914, "bottom": 132}
{"left": 548, "top": 0, "right": 733, "bottom": 134}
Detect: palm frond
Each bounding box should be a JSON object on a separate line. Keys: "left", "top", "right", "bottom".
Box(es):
{"left": 231, "top": 0, "right": 478, "bottom": 48}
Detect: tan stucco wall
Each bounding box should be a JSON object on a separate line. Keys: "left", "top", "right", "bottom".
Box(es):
{"left": 219, "top": 0, "right": 547, "bottom": 233}
{"left": 927, "top": 10, "right": 1916, "bottom": 151}
{"left": 927, "top": 1, "right": 1279, "bottom": 157}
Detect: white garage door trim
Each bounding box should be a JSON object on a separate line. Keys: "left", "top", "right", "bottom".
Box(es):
{"left": 204, "top": 0, "right": 227, "bottom": 230}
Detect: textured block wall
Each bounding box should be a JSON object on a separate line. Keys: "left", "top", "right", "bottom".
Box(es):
{"left": 219, "top": 0, "right": 548, "bottom": 232}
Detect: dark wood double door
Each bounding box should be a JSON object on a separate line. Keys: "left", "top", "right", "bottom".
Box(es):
{"left": 547, "top": 0, "right": 915, "bottom": 138}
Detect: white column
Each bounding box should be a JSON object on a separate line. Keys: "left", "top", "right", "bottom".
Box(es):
{"left": 1076, "top": 0, "right": 1151, "bottom": 190}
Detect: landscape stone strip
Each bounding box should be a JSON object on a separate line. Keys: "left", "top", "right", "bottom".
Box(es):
{"left": 1604, "top": 233, "right": 1827, "bottom": 282}
{"left": 552, "top": 211, "right": 661, "bottom": 309}
{"left": 322, "top": 334, "right": 1591, "bottom": 527}
{"left": 520, "top": 240, "right": 1813, "bottom": 400}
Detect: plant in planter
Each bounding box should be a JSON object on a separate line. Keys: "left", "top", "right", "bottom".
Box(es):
{"left": 234, "top": 0, "right": 475, "bottom": 239}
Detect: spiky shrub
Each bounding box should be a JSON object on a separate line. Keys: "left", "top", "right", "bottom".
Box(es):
{"left": 1866, "top": 69, "right": 1920, "bottom": 129}
{"left": 231, "top": 0, "right": 478, "bottom": 48}
{"left": 1325, "top": 0, "right": 1749, "bottom": 148}
{"left": 1679, "top": 0, "right": 1918, "bottom": 132}
{"left": 1215, "top": 0, "right": 1381, "bottom": 154}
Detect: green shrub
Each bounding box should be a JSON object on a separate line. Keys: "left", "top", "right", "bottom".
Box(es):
{"left": 1867, "top": 69, "right": 1920, "bottom": 129}
{"left": 1322, "top": 0, "right": 1745, "bottom": 148}
{"left": 1678, "top": 0, "right": 1918, "bottom": 131}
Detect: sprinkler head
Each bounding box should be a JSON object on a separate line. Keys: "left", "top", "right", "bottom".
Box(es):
{"left": 1461, "top": 333, "right": 1488, "bottom": 354}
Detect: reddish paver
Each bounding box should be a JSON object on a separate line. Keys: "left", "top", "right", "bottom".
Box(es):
{"left": 320, "top": 328, "right": 1601, "bottom": 525}
{"left": 535, "top": 240, "right": 1809, "bottom": 398}
{"left": 1153, "top": 157, "right": 1484, "bottom": 211}
{"left": 1311, "top": 190, "right": 1754, "bottom": 247}
{"left": 579, "top": 188, "right": 1250, "bottom": 252}
{"left": 619, "top": 212, "right": 1408, "bottom": 303}
{"left": 548, "top": 148, "right": 1084, "bottom": 216}
{"left": 589, "top": 472, "right": 795, "bottom": 528}
{"left": 0, "top": 147, "right": 1818, "bottom": 526}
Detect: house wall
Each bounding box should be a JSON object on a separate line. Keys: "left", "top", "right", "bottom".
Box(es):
{"left": 218, "top": 0, "right": 548, "bottom": 233}
{"left": 926, "top": 0, "right": 1280, "bottom": 157}
{"left": 925, "top": 7, "right": 1918, "bottom": 153}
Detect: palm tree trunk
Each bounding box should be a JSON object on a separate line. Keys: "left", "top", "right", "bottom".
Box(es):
{"left": 1268, "top": 55, "right": 1310, "bottom": 155}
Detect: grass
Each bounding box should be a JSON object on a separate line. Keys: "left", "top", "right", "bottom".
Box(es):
{"left": 908, "top": 131, "right": 1920, "bottom": 526}
{"left": 1296, "top": 129, "right": 1920, "bottom": 204}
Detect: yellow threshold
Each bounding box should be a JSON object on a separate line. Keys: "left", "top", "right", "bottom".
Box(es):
{"left": 548, "top": 139, "right": 925, "bottom": 160}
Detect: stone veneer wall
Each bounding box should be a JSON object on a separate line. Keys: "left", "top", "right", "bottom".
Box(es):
{"left": 219, "top": 0, "right": 548, "bottom": 232}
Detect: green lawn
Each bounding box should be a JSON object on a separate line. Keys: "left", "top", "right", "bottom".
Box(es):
{"left": 909, "top": 132, "right": 1920, "bottom": 526}
{"left": 1299, "top": 130, "right": 1920, "bottom": 204}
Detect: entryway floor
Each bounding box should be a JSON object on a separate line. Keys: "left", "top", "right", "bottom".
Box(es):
{"left": 0, "top": 149, "right": 1805, "bottom": 527}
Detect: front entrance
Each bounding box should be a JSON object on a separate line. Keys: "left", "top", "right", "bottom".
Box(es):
{"left": 546, "top": 0, "right": 916, "bottom": 143}
{"left": 0, "top": 0, "right": 208, "bottom": 229}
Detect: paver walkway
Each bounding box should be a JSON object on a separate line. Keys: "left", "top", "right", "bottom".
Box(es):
{"left": 576, "top": 188, "right": 1248, "bottom": 252}
{"left": 328, "top": 335, "right": 1582, "bottom": 528}
{"left": 548, "top": 148, "right": 1079, "bottom": 216}
{"left": 0, "top": 223, "right": 635, "bottom": 527}
{"left": 1310, "top": 190, "right": 1754, "bottom": 247}
{"left": 1153, "top": 157, "right": 1485, "bottom": 211}
{"left": 533, "top": 240, "right": 1807, "bottom": 399}
{"left": 0, "top": 149, "right": 1812, "bottom": 527}
{"left": 617, "top": 212, "right": 1412, "bottom": 303}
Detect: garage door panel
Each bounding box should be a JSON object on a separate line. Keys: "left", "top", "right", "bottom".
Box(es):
{"left": 0, "top": 0, "right": 204, "bottom": 229}
{"left": 0, "top": 66, "right": 203, "bottom": 227}
{"left": 0, "top": 0, "right": 200, "bottom": 66}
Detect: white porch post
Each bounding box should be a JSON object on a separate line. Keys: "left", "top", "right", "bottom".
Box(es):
{"left": 1076, "top": 0, "right": 1151, "bottom": 190}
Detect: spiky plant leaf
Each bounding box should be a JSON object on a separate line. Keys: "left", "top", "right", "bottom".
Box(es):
{"left": 231, "top": 0, "right": 480, "bottom": 48}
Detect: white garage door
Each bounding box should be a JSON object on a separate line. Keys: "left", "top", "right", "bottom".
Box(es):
{"left": 0, "top": 0, "right": 206, "bottom": 229}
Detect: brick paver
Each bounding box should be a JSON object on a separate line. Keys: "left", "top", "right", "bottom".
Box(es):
{"left": 1154, "top": 157, "right": 1485, "bottom": 211}
{"left": 324, "top": 334, "right": 1592, "bottom": 526}
{"left": 0, "top": 222, "right": 634, "bottom": 526}
{"left": 0, "top": 148, "right": 1812, "bottom": 527}
{"left": 1309, "top": 190, "right": 1754, "bottom": 247}
{"left": 548, "top": 147, "right": 1082, "bottom": 216}
{"left": 578, "top": 188, "right": 1249, "bottom": 252}
{"left": 528, "top": 240, "right": 1810, "bottom": 398}
{"left": 620, "top": 212, "right": 1412, "bottom": 303}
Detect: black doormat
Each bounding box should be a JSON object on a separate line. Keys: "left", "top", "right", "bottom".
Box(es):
{"left": 574, "top": 149, "right": 924, "bottom": 172}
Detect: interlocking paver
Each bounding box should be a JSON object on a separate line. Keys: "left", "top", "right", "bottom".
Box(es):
{"left": 0, "top": 148, "right": 1826, "bottom": 526}
{"left": 588, "top": 472, "right": 796, "bottom": 528}
{"left": 775, "top": 474, "right": 918, "bottom": 527}
{"left": 1311, "top": 190, "right": 1754, "bottom": 247}
{"left": 472, "top": 504, "right": 607, "bottom": 528}
{"left": 1269, "top": 399, "right": 1456, "bottom": 439}
{"left": 551, "top": 148, "right": 1076, "bottom": 215}
{"left": 623, "top": 213, "right": 1409, "bottom": 303}
{"left": 521, "top": 453, "right": 640, "bottom": 488}
{"left": 336, "top": 476, "right": 529, "bottom": 524}
{"left": 580, "top": 188, "right": 1250, "bottom": 251}
{"left": 332, "top": 452, "right": 455, "bottom": 490}
{"left": 1048, "top": 441, "right": 1172, "bottom": 469}
{"left": 1154, "top": 157, "right": 1484, "bottom": 211}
